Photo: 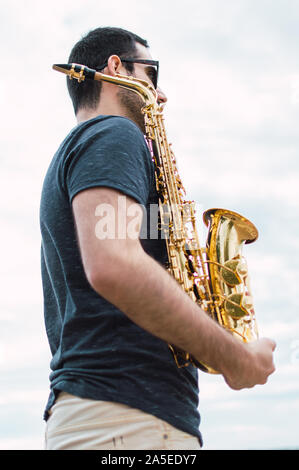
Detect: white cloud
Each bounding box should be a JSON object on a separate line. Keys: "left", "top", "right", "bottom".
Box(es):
{"left": 0, "top": 436, "right": 45, "bottom": 451}
{"left": 0, "top": 333, "right": 49, "bottom": 369}
{"left": 0, "top": 389, "right": 46, "bottom": 406}
{"left": 0, "top": 0, "right": 299, "bottom": 451}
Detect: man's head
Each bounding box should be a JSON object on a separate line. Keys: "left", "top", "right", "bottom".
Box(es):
{"left": 67, "top": 27, "right": 150, "bottom": 115}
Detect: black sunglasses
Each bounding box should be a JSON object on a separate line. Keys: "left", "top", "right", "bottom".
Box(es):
{"left": 96, "top": 58, "right": 159, "bottom": 89}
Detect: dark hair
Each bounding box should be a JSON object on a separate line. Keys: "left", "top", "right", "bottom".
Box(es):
{"left": 67, "top": 27, "right": 149, "bottom": 114}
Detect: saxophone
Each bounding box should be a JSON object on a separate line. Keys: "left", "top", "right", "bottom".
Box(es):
{"left": 53, "top": 63, "right": 259, "bottom": 373}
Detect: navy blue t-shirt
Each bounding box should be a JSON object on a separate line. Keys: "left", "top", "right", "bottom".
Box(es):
{"left": 40, "top": 115, "right": 202, "bottom": 442}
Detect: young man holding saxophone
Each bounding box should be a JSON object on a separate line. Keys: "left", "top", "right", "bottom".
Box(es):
{"left": 40, "top": 26, "right": 276, "bottom": 450}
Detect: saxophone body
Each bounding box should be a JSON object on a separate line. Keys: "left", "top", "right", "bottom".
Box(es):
{"left": 53, "top": 63, "right": 259, "bottom": 373}
{"left": 148, "top": 110, "right": 259, "bottom": 373}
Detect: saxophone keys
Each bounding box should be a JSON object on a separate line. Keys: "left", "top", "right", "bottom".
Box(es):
{"left": 224, "top": 293, "right": 245, "bottom": 318}
{"left": 220, "top": 256, "right": 248, "bottom": 287}
{"left": 223, "top": 292, "right": 252, "bottom": 319}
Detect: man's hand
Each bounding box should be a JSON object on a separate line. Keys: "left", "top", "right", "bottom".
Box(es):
{"left": 222, "top": 337, "right": 276, "bottom": 390}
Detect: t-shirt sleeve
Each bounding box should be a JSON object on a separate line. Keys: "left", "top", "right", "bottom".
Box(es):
{"left": 64, "top": 117, "right": 154, "bottom": 206}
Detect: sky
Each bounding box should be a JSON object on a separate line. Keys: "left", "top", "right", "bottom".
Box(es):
{"left": 0, "top": 0, "right": 299, "bottom": 450}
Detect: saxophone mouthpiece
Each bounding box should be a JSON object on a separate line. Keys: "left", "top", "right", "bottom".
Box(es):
{"left": 53, "top": 64, "right": 72, "bottom": 73}
{"left": 52, "top": 63, "right": 96, "bottom": 82}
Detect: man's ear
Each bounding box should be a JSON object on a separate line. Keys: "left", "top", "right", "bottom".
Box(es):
{"left": 106, "top": 55, "right": 122, "bottom": 76}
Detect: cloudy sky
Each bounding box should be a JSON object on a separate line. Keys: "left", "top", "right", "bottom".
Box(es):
{"left": 0, "top": 0, "right": 298, "bottom": 450}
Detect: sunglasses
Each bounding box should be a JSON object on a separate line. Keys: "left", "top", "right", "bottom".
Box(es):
{"left": 96, "top": 58, "right": 159, "bottom": 89}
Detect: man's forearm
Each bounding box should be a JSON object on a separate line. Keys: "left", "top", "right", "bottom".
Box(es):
{"left": 90, "top": 245, "right": 252, "bottom": 377}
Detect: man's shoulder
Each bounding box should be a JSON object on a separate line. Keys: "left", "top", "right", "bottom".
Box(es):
{"left": 49, "top": 114, "right": 149, "bottom": 180}
{"left": 53, "top": 115, "right": 141, "bottom": 156}
{"left": 79, "top": 114, "right": 142, "bottom": 136}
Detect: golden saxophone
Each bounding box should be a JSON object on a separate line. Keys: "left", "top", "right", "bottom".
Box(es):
{"left": 53, "top": 63, "right": 259, "bottom": 373}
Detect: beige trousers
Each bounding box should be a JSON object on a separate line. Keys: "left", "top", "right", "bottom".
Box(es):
{"left": 44, "top": 392, "right": 201, "bottom": 450}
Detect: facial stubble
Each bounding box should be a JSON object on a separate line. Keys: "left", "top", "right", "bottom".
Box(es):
{"left": 117, "top": 87, "right": 146, "bottom": 134}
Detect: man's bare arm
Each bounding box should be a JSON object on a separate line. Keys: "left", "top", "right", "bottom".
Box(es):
{"left": 72, "top": 187, "right": 276, "bottom": 390}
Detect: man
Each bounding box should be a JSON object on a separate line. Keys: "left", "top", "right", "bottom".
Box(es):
{"left": 40, "top": 27, "right": 276, "bottom": 450}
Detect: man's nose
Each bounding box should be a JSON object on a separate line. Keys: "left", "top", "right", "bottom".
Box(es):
{"left": 157, "top": 87, "right": 167, "bottom": 106}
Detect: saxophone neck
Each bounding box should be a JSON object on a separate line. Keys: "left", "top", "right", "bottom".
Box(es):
{"left": 52, "top": 63, "right": 158, "bottom": 107}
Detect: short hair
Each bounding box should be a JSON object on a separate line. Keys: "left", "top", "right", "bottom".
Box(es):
{"left": 67, "top": 27, "right": 149, "bottom": 114}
